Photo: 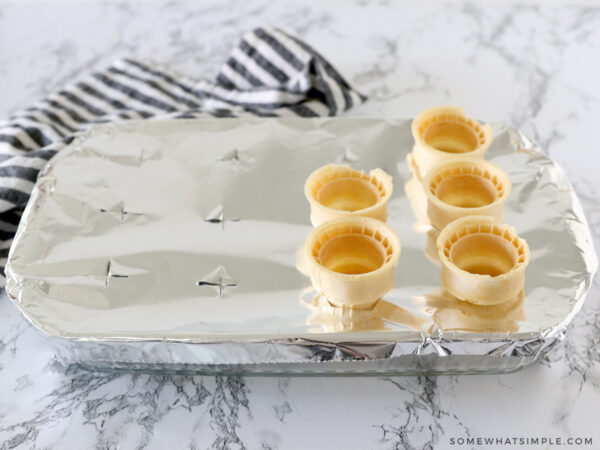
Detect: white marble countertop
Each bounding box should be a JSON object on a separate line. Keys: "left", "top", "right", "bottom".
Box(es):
{"left": 1, "top": 1, "right": 599, "bottom": 448}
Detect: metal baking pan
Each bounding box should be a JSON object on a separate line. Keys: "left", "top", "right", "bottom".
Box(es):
{"left": 5, "top": 118, "right": 597, "bottom": 375}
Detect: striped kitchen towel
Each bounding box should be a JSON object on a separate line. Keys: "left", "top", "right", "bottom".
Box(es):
{"left": 0, "top": 27, "right": 366, "bottom": 283}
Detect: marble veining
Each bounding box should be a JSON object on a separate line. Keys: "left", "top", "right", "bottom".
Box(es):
{"left": 1, "top": 1, "right": 600, "bottom": 448}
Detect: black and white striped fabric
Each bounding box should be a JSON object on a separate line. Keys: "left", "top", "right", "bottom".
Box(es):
{"left": 0, "top": 27, "right": 366, "bottom": 282}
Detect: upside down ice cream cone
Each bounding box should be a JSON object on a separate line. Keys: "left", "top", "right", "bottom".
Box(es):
{"left": 411, "top": 106, "right": 493, "bottom": 178}
{"left": 423, "top": 158, "right": 511, "bottom": 230}
{"left": 437, "top": 216, "right": 529, "bottom": 305}
{"left": 305, "top": 217, "right": 401, "bottom": 308}
{"left": 305, "top": 164, "right": 393, "bottom": 226}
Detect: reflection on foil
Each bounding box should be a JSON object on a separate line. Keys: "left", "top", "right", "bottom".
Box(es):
{"left": 300, "top": 287, "right": 427, "bottom": 333}
{"left": 424, "top": 228, "right": 440, "bottom": 266}
{"left": 404, "top": 155, "right": 441, "bottom": 265}
{"left": 404, "top": 153, "right": 430, "bottom": 228}
{"left": 295, "top": 244, "right": 310, "bottom": 276}
{"left": 421, "top": 288, "right": 526, "bottom": 333}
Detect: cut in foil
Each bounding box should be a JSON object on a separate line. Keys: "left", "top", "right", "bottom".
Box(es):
{"left": 5, "top": 118, "right": 597, "bottom": 375}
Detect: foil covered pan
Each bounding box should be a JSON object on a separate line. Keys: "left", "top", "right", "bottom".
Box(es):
{"left": 5, "top": 118, "right": 597, "bottom": 375}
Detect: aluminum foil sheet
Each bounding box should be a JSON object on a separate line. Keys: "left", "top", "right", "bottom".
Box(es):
{"left": 5, "top": 118, "right": 597, "bottom": 375}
